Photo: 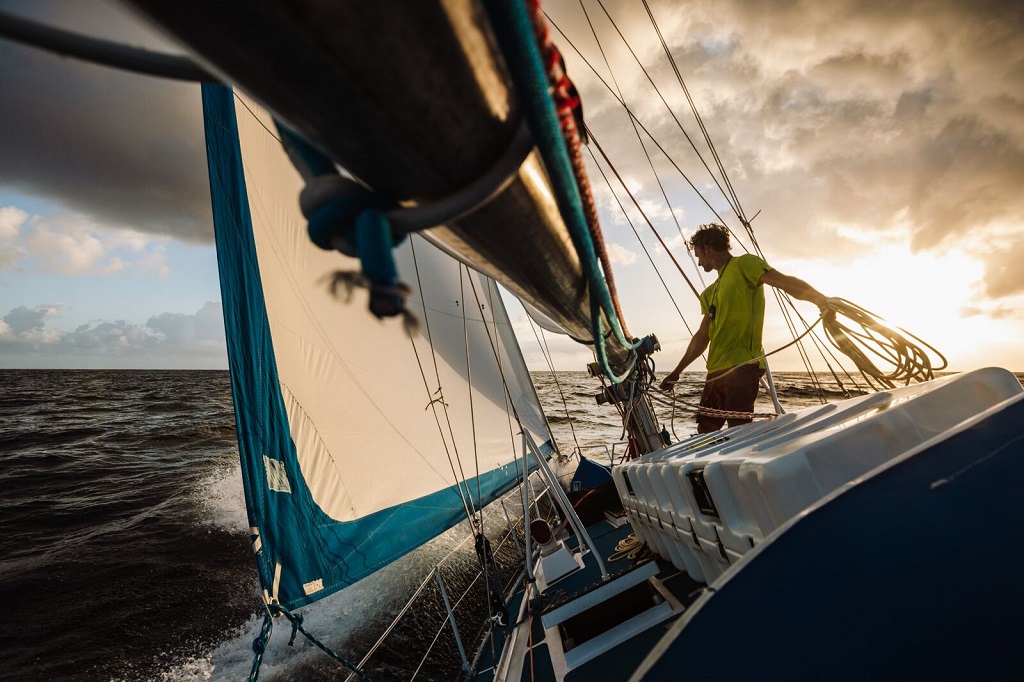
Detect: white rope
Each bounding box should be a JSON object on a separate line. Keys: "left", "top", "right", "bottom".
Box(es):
{"left": 655, "top": 298, "right": 947, "bottom": 429}
{"left": 820, "top": 298, "right": 947, "bottom": 388}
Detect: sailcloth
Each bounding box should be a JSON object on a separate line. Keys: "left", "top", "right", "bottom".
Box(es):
{"left": 201, "top": 84, "right": 553, "bottom": 610}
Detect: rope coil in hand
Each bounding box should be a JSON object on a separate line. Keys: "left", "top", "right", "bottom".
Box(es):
{"left": 818, "top": 297, "right": 946, "bottom": 388}
{"left": 654, "top": 296, "right": 947, "bottom": 429}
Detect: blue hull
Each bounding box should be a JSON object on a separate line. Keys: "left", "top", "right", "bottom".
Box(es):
{"left": 637, "top": 392, "right": 1024, "bottom": 679}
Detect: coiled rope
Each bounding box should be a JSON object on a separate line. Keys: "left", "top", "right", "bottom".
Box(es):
{"left": 820, "top": 298, "right": 947, "bottom": 388}
{"left": 609, "top": 533, "right": 645, "bottom": 562}
{"left": 656, "top": 298, "right": 947, "bottom": 424}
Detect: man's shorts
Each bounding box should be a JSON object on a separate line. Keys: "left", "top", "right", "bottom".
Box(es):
{"left": 696, "top": 364, "right": 765, "bottom": 433}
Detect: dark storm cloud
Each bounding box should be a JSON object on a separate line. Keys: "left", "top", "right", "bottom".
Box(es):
{"left": 907, "top": 115, "right": 1024, "bottom": 254}
{"left": 0, "top": 0, "right": 212, "bottom": 241}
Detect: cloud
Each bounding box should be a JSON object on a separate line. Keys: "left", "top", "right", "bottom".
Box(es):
{"left": 0, "top": 300, "right": 226, "bottom": 367}
{"left": 0, "top": 207, "right": 29, "bottom": 268}
{"left": 979, "top": 233, "right": 1024, "bottom": 299}
{"left": 555, "top": 0, "right": 1024, "bottom": 302}
{"left": 146, "top": 301, "right": 225, "bottom": 347}
{"left": 2, "top": 303, "right": 64, "bottom": 335}
{"left": 3, "top": 0, "right": 1023, "bottom": 335}
{"left": 0, "top": 206, "right": 28, "bottom": 239}
{"left": 0, "top": 1, "right": 212, "bottom": 242}
{"left": 604, "top": 242, "right": 637, "bottom": 266}
{"left": 1, "top": 208, "right": 171, "bottom": 275}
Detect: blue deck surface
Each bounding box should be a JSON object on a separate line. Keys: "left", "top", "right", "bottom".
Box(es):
{"left": 472, "top": 514, "right": 704, "bottom": 681}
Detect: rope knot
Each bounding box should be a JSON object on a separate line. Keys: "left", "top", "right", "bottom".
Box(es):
{"left": 251, "top": 611, "right": 273, "bottom": 656}
{"left": 299, "top": 176, "right": 415, "bottom": 321}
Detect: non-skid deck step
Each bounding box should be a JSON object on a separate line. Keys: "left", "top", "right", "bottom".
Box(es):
{"left": 540, "top": 559, "right": 659, "bottom": 629}
{"left": 537, "top": 558, "right": 682, "bottom": 671}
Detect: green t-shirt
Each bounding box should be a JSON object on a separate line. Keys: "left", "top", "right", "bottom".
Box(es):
{"left": 699, "top": 253, "right": 771, "bottom": 373}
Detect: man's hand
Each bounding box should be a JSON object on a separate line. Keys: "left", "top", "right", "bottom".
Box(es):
{"left": 659, "top": 373, "right": 679, "bottom": 391}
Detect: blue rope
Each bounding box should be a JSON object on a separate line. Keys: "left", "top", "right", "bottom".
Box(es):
{"left": 481, "top": 0, "right": 639, "bottom": 382}
{"left": 248, "top": 610, "right": 274, "bottom": 682}
{"left": 271, "top": 604, "right": 372, "bottom": 681}
{"left": 274, "top": 119, "right": 408, "bottom": 320}
{"left": 247, "top": 603, "right": 371, "bottom": 681}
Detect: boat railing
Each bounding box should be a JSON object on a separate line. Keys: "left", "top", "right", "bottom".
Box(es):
{"left": 576, "top": 441, "right": 629, "bottom": 467}
{"left": 344, "top": 474, "right": 555, "bottom": 681}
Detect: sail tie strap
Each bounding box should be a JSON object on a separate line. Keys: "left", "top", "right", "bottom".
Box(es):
{"left": 278, "top": 119, "right": 409, "bottom": 320}
{"left": 276, "top": 116, "right": 533, "bottom": 322}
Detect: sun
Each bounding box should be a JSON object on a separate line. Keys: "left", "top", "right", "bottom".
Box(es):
{"left": 763, "top": 244, "right": 993, "bottom": 373}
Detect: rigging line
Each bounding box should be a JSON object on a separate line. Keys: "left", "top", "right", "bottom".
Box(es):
{"left": 766, "top": 278, "right": 870, "bottom": 400}
{"left": 585, "top": 141, "right": 702, "bottom": 331}
{"left": 597, "top": 372, "right": 630, "bottom": 429}
{"left": 483, "top": 282, "right": 526, "bottom": 460}
{"left": 349, "top": 500, "right": 510, "bottom": 682}
{"left": 462, "top": 273, "right": 537, "bottom": 440}
{"left": 233, "top": 92, "right": 282, "bottom": 144}
{"left": 639, "top": 0, "right": 748, "bottom": 225}
{"left": 526, "top": 316, "right": 582, "bottom": 453}
{"left": 544, "top": 14, "right": 739, "bottom": 232}
{"left": 462, "top": 270, "right": 552, "bottom": 534}
{"left": 407, "top": 239, "right": 477, "bottom": 524}
{"left": 771, "top": 287, "right": 865, "bottom": 399}
{"left": 576, "top": 0, "right": 687, "bottom": 247}
{"left": 456, "top": 276, "right": 553, "bottom": 517}
{"left": 235, "top": 98, "right": 478, "bottom": 497}
{"left": 546, "top": 10, "right": 760, "bottom": 269}
{"left": 473, "top": 278, "right": 536, "bottom": 521}
{"left": 587, "top": 126, "right": 702, "bottom": 300}
{"left": 487, "top": 0, "right": 637, "bottom": 368}
{"left": 412, "top": 579, "right": 469, "bottom": 681}
{"left": 0, "top": 9, "right": 220, "bottom": 82}
{"left": 459, "top": 265, "right": 484, "bottom": 524}
{"left": 755, "top": 269, "right": 841, "bottom": 404}
{"left": 588, "top": 0, "right": 744, "bottom": 223}
{"left": 462, "top": 274, "right": 542, "bottom": 637}
{"left": 769, "top": 285, "right": 830, "bottom": 384}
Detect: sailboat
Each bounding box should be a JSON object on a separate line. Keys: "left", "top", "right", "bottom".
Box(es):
{"left": 5, "top": 1, "right": 1023, "bottom": 679}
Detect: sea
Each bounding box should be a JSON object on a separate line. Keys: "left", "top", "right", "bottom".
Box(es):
{"left": 2, "top": 369, "right": 1020, "bottom": 681}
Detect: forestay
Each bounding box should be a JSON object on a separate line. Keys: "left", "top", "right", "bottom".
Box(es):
{"left": 202, "top": 84, "right": 552, "bottom": 610}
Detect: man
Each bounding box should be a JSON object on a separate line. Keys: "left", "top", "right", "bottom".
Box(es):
{"left": 659, "top": 223, "right": 831, "bottom": 433}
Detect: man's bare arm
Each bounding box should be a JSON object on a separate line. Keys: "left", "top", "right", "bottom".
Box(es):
{"left": 760, "top": 269, "right": 829, "bottom": 308}
{"left": 659, "top": 314, "right": 711, "bottom": 391}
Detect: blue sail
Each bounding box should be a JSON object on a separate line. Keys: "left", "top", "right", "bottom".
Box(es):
{"left": 202, "top": 83, "right": 552, "bottom": 610}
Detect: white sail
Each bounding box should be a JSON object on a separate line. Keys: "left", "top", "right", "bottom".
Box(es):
{"left": 203, "top": 85, "right": 552, "bottom": 609}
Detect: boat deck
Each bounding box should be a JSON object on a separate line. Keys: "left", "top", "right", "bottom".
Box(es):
{"left": 471, "top": 370, "right": 1024, "bottom": 681}
{"left": 472, "top": 510, "right": 704, "bottom": 681}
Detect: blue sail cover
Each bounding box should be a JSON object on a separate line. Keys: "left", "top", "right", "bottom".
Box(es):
{"left": 201, "top": 84, "right": 553, "bottom": 610}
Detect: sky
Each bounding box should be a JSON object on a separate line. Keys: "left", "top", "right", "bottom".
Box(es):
{"left": 1, "top": 0, "right": 1023, "bottom": 374}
